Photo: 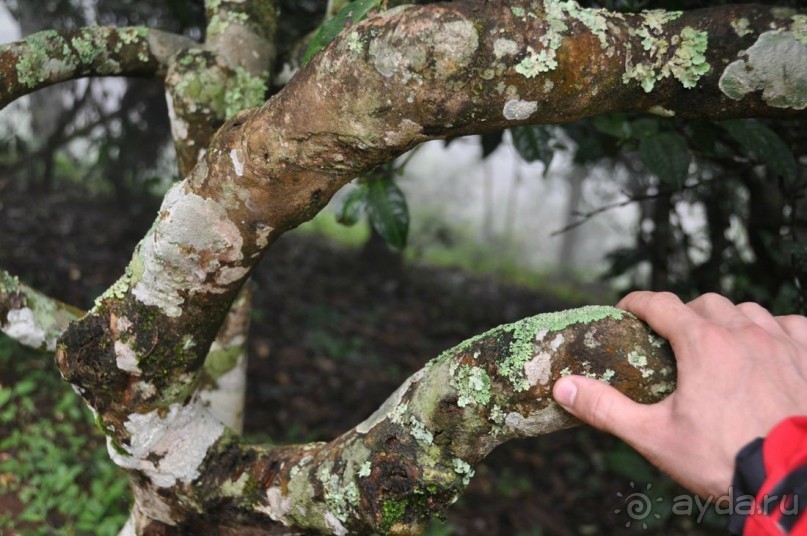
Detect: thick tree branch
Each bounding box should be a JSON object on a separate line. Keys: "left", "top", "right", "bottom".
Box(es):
{"left": 50, "top": 1, "right": 805, "bottom": 531}
{"left": 114, "top": 307, "right": 676, "bottom": 533}
{"left": 0, "top": 26, "right": 196, "bottom": 108}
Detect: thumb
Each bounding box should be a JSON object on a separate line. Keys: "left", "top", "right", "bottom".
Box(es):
{"left": 552, "top": 376, "right": 652, "bottom": 439}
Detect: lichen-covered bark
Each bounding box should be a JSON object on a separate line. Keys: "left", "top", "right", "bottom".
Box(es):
{"left": 0, "top": 27, "right": 196, "bottom": 109}
{"left": 112, "top": 307, "right": 677, "bottom": 534}
{"left": 166, "top": 0, "right": 277, "bottom": 175}
{"left": 6, "top": 0, "right": 805, "bottom": 533}
{"left": 0, "top": 270, "right": 82, "bottom": 352}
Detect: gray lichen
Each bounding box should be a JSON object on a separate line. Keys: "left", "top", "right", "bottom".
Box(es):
{"left": 719, "top": 30, "right": 807, "bottom": 109}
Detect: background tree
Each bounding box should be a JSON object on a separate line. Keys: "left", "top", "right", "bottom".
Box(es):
{"left": 0, "top": 0, "right": 805, "bottom": 533}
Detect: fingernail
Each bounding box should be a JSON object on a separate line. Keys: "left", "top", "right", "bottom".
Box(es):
{"left": 553, "top": 378, "right": 577, "bottom": 411}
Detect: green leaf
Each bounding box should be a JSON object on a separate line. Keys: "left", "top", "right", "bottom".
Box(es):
{"left": 366, "top": 177, "right": 409, "bottom": 250}
{"left": 303, "top": 0, "right": 382, "bottom": 65}
{"left": 639, "top": 131, "right": 691, "bottom": 186}
{"left": 628, "top": 118, "right": 660, "bottom": 139}
{"left": 0, "top": 388, "right": 11, "bottom": 409}
{"left": 592, "top": 113, "right": 629, "bottom": 139}
{"left": 720, "top": 119, "right": 798, "bottom": 182}
{"left": 336, "top": 185, "right": 368, "bottom": 226}
{"left": 480, "top": 131, "right": 504, "bottom": 159}
{"left": 510, "top": 125, "right": 555, "bottom": 173}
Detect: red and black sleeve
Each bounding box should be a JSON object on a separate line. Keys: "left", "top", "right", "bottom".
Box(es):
{"left": 730, "top": 417, "right": 807, "bottom": 535}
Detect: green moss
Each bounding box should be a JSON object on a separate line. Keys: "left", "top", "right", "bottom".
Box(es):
{"left": 382, "top": 499, "right": 407, "bottom": 531}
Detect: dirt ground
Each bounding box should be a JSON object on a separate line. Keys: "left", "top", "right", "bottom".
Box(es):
{"left": 0, "top": 183, "right": 725, "bottom": 535}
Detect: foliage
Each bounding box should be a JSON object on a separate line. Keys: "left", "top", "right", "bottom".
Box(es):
{"left": 302, "top": 0, "right": 382, "bottom": 64}
{"left": 0, "top": 339, "right": 131, "bottom": 534}
{"left": 336, "top": 163, "right": 411, "bottom": 251}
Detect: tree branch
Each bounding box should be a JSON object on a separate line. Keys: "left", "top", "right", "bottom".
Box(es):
{"left": 50, "top": 0, "right": 805, "bottom": 531}
{"left": 0, "top": 269, "right": 82, "bottom": 351}
{"left": 0, "top": 26, "right": 196, "bottom": 108}
{"left": 115, "top": 307, "right": 676, "bottom": 533}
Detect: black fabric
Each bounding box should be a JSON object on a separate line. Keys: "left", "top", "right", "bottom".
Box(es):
{"left": 730, "top": 437, "right": 767, "bottom": 535}
{"left": 766, "top": 463, "right": 807, "bottom": 532}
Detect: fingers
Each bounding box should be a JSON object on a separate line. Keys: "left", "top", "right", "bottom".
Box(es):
{"left": 736, "top": 302, "right": 788, "bottom": 337}
{"left": 553, "top": 376, "right": 657, "bottom": 445}
{"left": 776, "top": 314, "right": 807, "bottom": 346}
{"left": 616, "top": 291, "right": 702, "bottom": 342}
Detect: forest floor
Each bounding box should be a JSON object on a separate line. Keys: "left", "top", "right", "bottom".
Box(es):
{"left": 0, "top": 184, "right": 724, "bottom": 535}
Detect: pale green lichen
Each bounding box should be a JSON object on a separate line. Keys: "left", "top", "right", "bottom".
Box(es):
{"left": 622, "top": 13, "right": 709, "bottom": 92}
{"left": 719, "top": 31, "right": 807, "bottom": 109}
{"left": 627, "top": 351, "right": 647, "bottom": 368}
{"left": 221, "top": 472, "right": 250, "bottom": 496}
{"left": 651, "top": 381, "right": 675, "bottom": 396}
{"left": 317, "top": 463, "right": 360, "bottom": 523}
{"left": 346, "top": 30, "right": 363, "bottom": 54}
{"left": 511, "top": 6, "right": 525, "bottom": 18}
{"left": 173, "top": 58, "right": 228, "bottom": 116}
{"left": 71, "top": 32, "right": 102, "bottom": 64}
{"left": 389, "top": 402, "right": 408, "bottom": 425}
{"left": 224, "top": 67, "right": 267, "bottom": 118}
{"left": 731, "top": 18, "right": 753, "bottom": 38}
{"left": 454, "top": 365, "right": 492, "bottom": 407}
{"left": 408, "top": 415, "right": 434, "bottom": 444}
{"left": 792, "top": 15, "right": 807, "bottom": 45}
{"left": 452, "top": 458, "right": 475, "bottom": 486}
{"left": 627, "top": 350, "right": 654, "bottom": 378}
{"left": 515, "top": 47, "right": 557, "bottom": 77}
{"left": 358, "top": 461, "right": 372, "bottom": 478}
{"left": 498, "top": 306, "right": 624, "bottom": 391}
{"left": 203, "top": 345, "right": 242, "bottom": 380}
{"left": 119, "top": 27, "right": 148, "bottom": 45}
{"left": 16, "top": 30, "right": 75, "bottom": 88}
{"left": 207, "top": 12, "right": 250, "bottom": 38}
{"left": 488, "top": 404, "right": 506, "bottom": 425}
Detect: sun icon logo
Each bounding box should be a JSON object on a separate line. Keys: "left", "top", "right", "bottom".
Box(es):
{"left": 614, "top": 482, "right": 663, "bottom": 529}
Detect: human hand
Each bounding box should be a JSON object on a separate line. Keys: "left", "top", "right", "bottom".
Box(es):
{"left": 552, "top": 291, "right": 807, "bottom": 499}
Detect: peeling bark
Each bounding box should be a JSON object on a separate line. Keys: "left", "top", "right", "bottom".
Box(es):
{"left": 3, "top": 0, "right": 806, "bottom": 533}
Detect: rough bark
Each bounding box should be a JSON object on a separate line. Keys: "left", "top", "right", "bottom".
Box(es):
{"left": 0, "top": 26, "right": 196, "bottom": 109}
{"left": 1, "top": 0, "right": 806, "bottom": 533}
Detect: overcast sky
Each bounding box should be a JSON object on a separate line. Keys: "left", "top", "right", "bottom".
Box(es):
{"left": 0, "top": 4, "right": 20, "bottom": 44}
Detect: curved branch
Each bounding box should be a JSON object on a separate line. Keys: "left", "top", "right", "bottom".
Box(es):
{"left": 114, "top": 307, "right": 676, "bottom": 532}
{"left": 0, "top": 269, "right": 82, "bottom": 351}
{"left": 53, "top": 0, "right": 804, "bottom": 531}
{"left": 0, "top": 26, "right": 196, "bottom": 108}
